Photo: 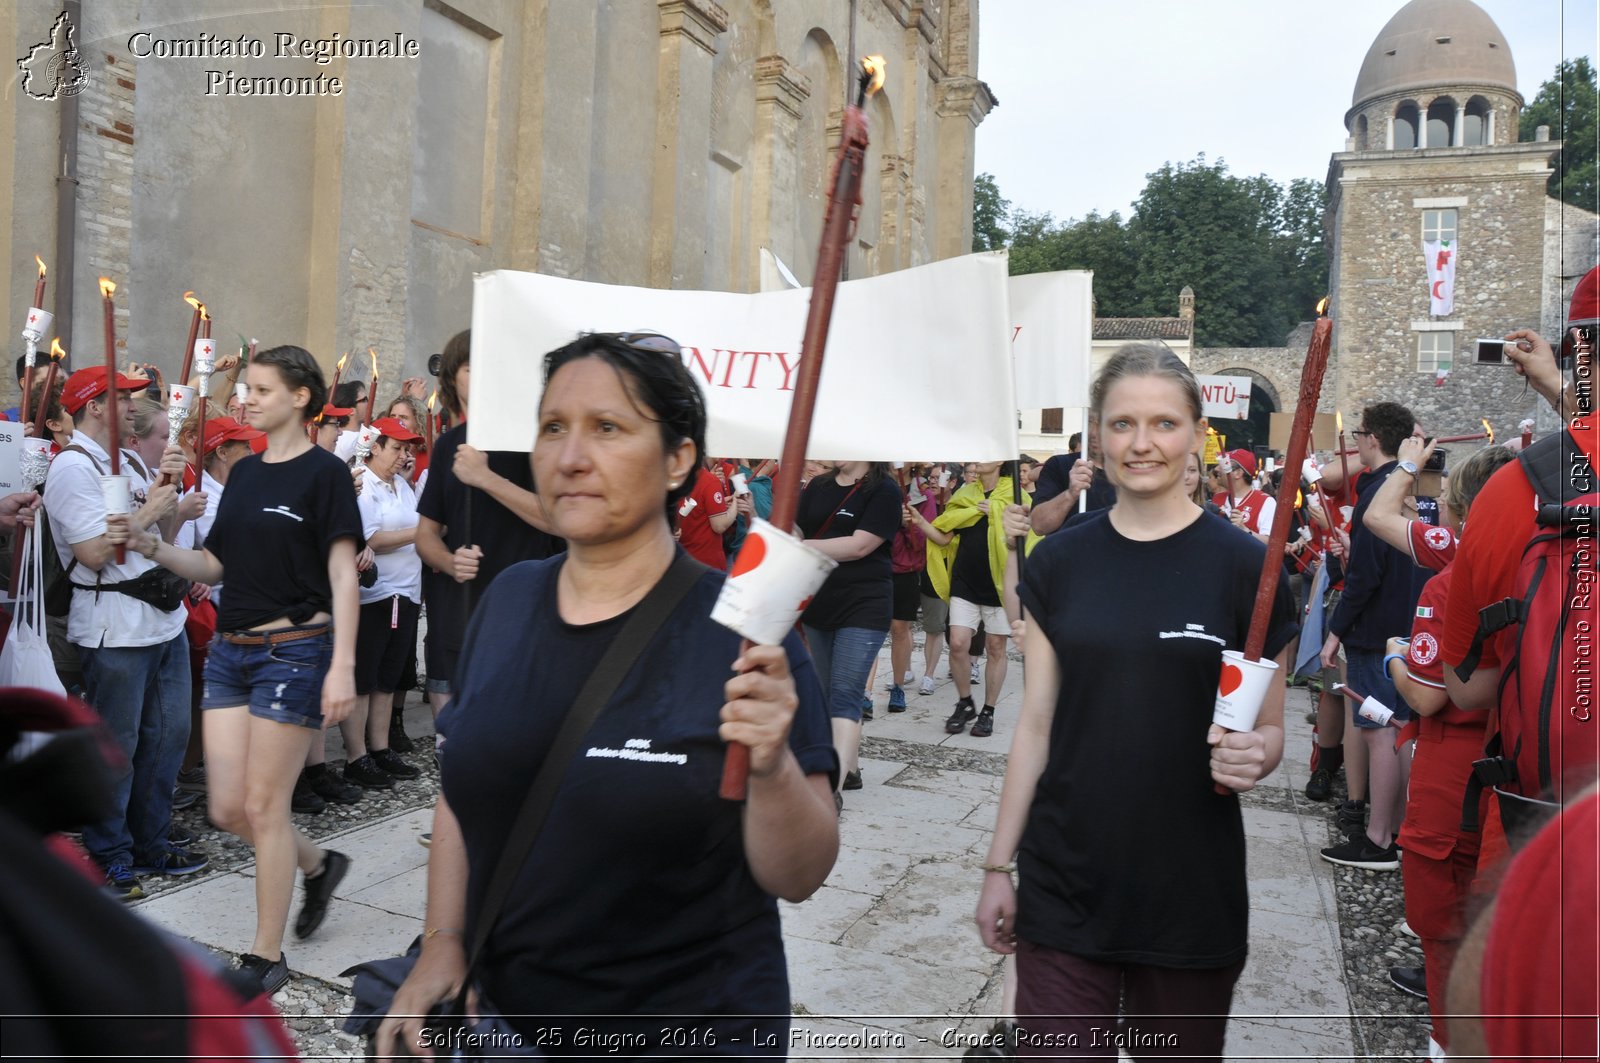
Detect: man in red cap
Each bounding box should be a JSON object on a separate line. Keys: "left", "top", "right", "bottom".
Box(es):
{"left": 314, "top": 404, "right": 354, "bottom": 453}
{"left": 1211, "top": 448, "right": 1275, "bottom": 540}
{"left": 41, "top": 365, "right": 207, "bottom": 898}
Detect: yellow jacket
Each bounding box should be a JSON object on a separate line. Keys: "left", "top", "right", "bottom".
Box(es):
{"left": 925, "top": 477, "right": 1042, "bottom": 602}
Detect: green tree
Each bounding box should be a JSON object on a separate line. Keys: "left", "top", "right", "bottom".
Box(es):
{"left": 971, "top": 172, "right": 1011, "bottom": 251}
{"left": 983, "top": 159, "right": 1327, "bottom": 348}
{"left": 1521, "top": 57, "right": 1598, "bottom": 210}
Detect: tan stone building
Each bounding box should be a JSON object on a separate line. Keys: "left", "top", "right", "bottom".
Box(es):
{"left": 2, "top": 0, "right": 992, "bottom": 395}
{"left": 1324, "top": 0, "right": 1599, "bottom": 441}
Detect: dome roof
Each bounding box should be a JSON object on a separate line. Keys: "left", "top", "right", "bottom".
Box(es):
{"left": 1352, "top": 0, "right": 1517, "bottom": 107}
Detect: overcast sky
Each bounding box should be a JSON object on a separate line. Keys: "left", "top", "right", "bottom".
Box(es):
{"left": 975, "top": 0, "right": 1598, "bottom": 222}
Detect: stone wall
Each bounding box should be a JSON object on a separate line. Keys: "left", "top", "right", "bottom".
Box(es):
{"left": 3, "top": 0, "right": 991, "bottom": 397}
{"left": 1328, "top": 144, "right": 1557, "bottom": 440}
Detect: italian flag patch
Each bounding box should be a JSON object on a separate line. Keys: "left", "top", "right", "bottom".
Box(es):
{"left": 1417, "top": 605, "right": 1434, "bottom": 618}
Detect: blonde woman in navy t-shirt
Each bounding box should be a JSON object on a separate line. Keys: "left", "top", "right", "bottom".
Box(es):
{"left": 111, "top": 345, "right": 364, "bottom": 995}
{"left": 976, "top": 344, "right": 1296, "bottom": 1060}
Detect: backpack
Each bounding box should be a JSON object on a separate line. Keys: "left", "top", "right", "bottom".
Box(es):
{"left": 1457, "top": 429, "right": 1600, "bottom": 825}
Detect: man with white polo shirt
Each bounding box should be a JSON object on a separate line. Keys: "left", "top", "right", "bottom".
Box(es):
{"left": 43, "top": 366, "right": 208, "bottom": 899}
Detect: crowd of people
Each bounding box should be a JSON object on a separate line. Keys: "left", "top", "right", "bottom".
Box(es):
{"left": 1, "top": 266, "right": 1596, "bottom": 1058}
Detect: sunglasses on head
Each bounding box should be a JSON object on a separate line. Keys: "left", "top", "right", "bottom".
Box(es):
{"left": 617, "top": 331, "right": 683, "bottom": 357}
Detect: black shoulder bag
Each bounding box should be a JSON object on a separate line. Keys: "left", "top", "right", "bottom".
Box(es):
{"left": 343, "top": 552, "right": 703, "bottom": 1055}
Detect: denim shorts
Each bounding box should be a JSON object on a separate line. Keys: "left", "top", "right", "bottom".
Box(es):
{"left": 202, "top": 626, "right": 333, "bottom": 729}
{"left": 1346, "top": 647, "right": 1412, "bottom": 731}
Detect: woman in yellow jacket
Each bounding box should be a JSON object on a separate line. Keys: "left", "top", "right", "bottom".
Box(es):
{"left": 906, "top": 461, "right": 1039, "bottom": 737}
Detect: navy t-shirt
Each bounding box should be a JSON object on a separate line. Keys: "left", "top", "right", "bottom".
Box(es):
{"left": 1033, "top": 453, "right": 1116, "bottom": 533}
{"left": 437, "top": 554, "right": 836, "bottom": 1048}
{"left": 797, "top": 473, "right": 902, "bottom": 631}
{"left": 417, "top": 424, "right": 562, "bottom": 654}
{"left": 204, "top": 445, "right": 364, "bottom": 631}
{"left": 1015, "top": 510, "right": 1297, "bottom": 967}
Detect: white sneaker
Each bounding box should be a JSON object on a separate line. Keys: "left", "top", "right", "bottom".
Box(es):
{"left": 901, "top": 670, "right": 914, "bottom": 686}
{"left": 918, "top": 676, "right": 935, "bottom": 696}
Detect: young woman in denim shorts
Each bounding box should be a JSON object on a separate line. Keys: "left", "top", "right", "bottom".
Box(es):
{"left": 110, "top": 344, "right": 363, "bottom": 994}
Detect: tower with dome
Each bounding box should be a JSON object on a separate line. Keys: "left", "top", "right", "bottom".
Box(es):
{"left": 1325, "top": 0, "right": 1599, "bottom": 439}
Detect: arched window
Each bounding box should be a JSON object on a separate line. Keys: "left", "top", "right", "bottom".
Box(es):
{"left": 1394, "top": 102, "right": 1419, "bottom": 149}
{"left": 1426, "top": 98, "right": 1456, "bottom": 147}
{"left": 1463, "top": 97, "right": 1491, "bottom": 146}
{"left": 1356, "top": 114, "right": 1369, "bottom": 149}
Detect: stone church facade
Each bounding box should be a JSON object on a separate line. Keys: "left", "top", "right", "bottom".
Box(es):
{"left": 2, "top": 0, "right": 993, "bottom": 387}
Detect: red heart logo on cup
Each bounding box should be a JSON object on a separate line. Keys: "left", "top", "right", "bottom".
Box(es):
{"left": 730, "top": 532, "right": 767, "bottom": 577}
{"left": 1218, "top": 663, "right": 1243, "bottom": 697}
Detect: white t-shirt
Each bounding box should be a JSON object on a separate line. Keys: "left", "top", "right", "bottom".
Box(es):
{"left": 357, "top": 466, "right": 421, "bottom": 604}
{"left": 42, "top": 431, "right": 187, "bottom": 649}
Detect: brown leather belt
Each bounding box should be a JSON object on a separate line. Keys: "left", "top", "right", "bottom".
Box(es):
{"left": 220, "top": 625, "right": 330, "bottom": 647}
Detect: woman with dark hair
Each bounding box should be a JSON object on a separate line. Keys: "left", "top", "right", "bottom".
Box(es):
{"left": 378, "top": 331, "right": 838, "bottom": 1056}
{"left": 108, "top": 344, "right": 364, "bottom": 994}
{"left": 797, "top": 461, "right": 902, "bottom": 800}
{"left": 976, "top": 343, "right": 1297, "bottom": 1059}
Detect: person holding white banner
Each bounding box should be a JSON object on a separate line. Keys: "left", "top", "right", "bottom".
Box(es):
{"left": 976, "top": 344, "right": 1296, "bottom": 1058}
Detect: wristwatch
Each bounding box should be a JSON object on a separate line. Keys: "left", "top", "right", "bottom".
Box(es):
{"left": 1396, "top": 460, "right": 1419, "bottom": 478}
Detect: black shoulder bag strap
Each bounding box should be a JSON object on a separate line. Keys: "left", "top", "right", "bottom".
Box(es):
{"left": 460, "top": 550, "right": 705, "bottom": 978}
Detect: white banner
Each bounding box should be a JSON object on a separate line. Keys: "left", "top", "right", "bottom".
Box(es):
{"left": 469, "top": 252, "right": 1018, "bottom": 461}
{"left": 1010, "top": 270, "right": 1093, "bottom": 409}
{"left": 0, "top": 422, "right": 24, "bottom": 494}
{"left": 1423, "top": 239, "right": 1456, "bottom": 316}
{"left": 1197, "top": 374, "right": 1253, "bottom": 419}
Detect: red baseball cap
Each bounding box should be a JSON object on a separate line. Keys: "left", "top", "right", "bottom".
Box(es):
{"left": 320, "top": 403, "right": 354, "bottom": 421}
{"left": 61, "top": 366, "right": 150, "bottom": 415}
{"left": 202, "top": 416, "right": 265, "bottom": 453}
{"left": 1222, "top": 448, "right": 1257, "bottom": 477}
{"left": 370, "top": 416, "right": 423, "bottom": 445}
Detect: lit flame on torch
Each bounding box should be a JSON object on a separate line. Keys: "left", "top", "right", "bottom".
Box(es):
{"left": 184, "top": 291, "right": 201, "bottom": 311}
{"left": 426, "top": 389, "right": 437, "bottom": 414}
{"left": 368, "top": 348, "right": 379, "bottom": 378}
{"left": 49, "top": 338, "right": 65, "bottom": 362}
{"left": 199, "top": 304, "right": 210, "bottom": 323}
{"left": 336, "top": 352, "right": 349, "bottom": 374}
{"left": 1316, "top": 296, "right": 1329, "bottom": 316}
{"left": 35, "top": 256, "right": 46, "bottom": 280}
{"left": 98, "top": 277, "right": 115, "bottom": 299}
{"left": 1335, "top": 410, "right": 1343, "bottom": 434}
{"left": 862, "top": 55, "right": 886, "bottom": 97}
{"left": 1482, "top": 418, "right": 1494, "bottom": 444}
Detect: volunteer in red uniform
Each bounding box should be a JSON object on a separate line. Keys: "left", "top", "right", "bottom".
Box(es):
{"left": 1212, "top": 448, "right": 1275, "bottom": 541}
{"left": 1376, "top": 444, "right": 1515, "bottom": 1048}
{"left": 1443, "top": 268, "right": 1600, "bottom": 879}
{"left": 674, "top": 459, "right": 734, "bottom": 568}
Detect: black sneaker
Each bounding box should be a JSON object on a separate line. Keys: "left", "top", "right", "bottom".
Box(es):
{"left": 388, "top": 711, "right": 415, "bottom": 754}
{"left": 168, "top": 825, "right": 196, "bottom": 847}
{"left": 305, "top": 764, "right": 363, "bottom": 804}
{"left": 133, "top": 846, "right": 210, "bottom": 876}
{"left": 1319, "top": 834, "right": 1400, "bottom": 871}
{"left": 171, "top": 787, "right": 202, "bottom": 811}
{"left": 1335, "top": 798, "right": 1368, "bottom": 837}
{"left": 842, "top": 770, "right": 863, "bottom": 791}
{"left": 1305, "top": 767, "right": 1334, "bottom": 802}
{"left": 294, "top": 849, "right": 350, "bottom": 940}
{"left": 945, "top": 698, "right": 977, "bottom": 734}
{"left": 105, "top": 864, "right": 144, "bottom": 901}
{"left": 1389, "top": 964, "right": 1427, "bottom": 999}
{"left": 291, "top": 772, "right": 327, "bottom": 814}
{"left": 237, "top": 951, "right": 290, "bottom": 995}
{"left": 342, "top": 754, "right": 394, "bottom": 790}
{"left": 970, "top": 708, "right": 995, "bottom": 738}
{"left": 370, "top": 747, "right": 420, "bottom": 780}
{"left": 175, "top": 765, "right": 207, "bottom": 793}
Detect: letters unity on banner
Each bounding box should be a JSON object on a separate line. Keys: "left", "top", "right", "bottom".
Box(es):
{"left": 468, "top": 251, "right": 1020, "bottom": 463}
